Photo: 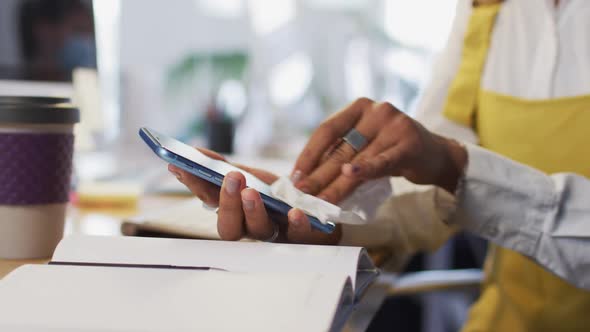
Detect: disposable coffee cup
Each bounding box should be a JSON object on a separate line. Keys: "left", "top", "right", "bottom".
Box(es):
{"left": 0, "top": 96, "right": 79, "bottom": 259}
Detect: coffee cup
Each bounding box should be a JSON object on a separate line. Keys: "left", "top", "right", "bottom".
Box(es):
{"left": 0, "top": 96, "right": 79, "bottom": 259}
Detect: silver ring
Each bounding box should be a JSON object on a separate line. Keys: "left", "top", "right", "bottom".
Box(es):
{"left": 342, "top": 128, "right": 368, "bottom": 152}
{"left": 262, "top": 223, "right": 280, "bottom": 242}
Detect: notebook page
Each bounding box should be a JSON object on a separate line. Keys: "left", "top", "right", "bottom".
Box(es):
{"left": 353, "top": 249, "right": 380, "bottom": 299}
{"left": 330, "top": 280, "right": 355, "bottom": 332}
{"left": 0, "top": 265, "right": 350, "bottom": 332}
{"left": 52, "top": 235, "right": 368, "bottom": 291}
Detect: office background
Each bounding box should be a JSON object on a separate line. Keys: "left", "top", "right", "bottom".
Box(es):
{"left": 1, "top": 0, "right": 458, "bottom": 157}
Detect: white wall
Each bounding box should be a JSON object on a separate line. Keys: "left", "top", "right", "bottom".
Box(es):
{"left": 117, "top": 0, "right": 252, "bottom": 146}
{"left": 119, "top": 0, "right": 249, "bottom": 68}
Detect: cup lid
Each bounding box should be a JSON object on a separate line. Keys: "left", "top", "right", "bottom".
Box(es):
{"left": 0, "top": 96, "right": 71, "bottom": 105}
{"left": 0, "top": 98, "right": 79, "bottom": 124}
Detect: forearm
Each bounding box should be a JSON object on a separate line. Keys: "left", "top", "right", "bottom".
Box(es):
{"left": 340, "top": 183, "right": 458, "bottom": 271}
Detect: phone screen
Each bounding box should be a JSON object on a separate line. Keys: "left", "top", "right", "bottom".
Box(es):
{"left": 148, "top": 129, "right": 273, "bottom": 196}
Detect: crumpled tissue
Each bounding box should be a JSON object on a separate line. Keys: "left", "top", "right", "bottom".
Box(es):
{"left": 270, "top": 176, "right": 392, "bottom": 225}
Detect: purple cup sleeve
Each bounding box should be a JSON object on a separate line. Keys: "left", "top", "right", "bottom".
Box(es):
{"left": 0, "top": 132, "right": 74, "bottom": 205}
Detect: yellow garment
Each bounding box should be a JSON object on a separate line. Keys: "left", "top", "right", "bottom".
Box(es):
{"left": 443, "top": 3, "right": 501, "bottom": 127}
{"left": 443, "top": 3, "right": 590, "bottom": 332}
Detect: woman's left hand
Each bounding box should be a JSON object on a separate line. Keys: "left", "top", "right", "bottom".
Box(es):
{"left": 169, "top": 148, "right": 342, "bottom": 244}
{"left": 290, "top": 98, "right": 467, "bottom": 203}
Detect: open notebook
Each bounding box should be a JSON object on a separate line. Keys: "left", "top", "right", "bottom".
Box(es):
{"left": 0, "top": 235, "right": 378, "bottom": 332}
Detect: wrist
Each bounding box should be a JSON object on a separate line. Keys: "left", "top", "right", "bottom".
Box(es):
{"left": 435, "top": 137, "right": 468, "bottom": 194}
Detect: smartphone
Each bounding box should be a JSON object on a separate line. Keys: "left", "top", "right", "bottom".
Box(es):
{"left": 139, "top": 127, "right": 336, "bottom": 234}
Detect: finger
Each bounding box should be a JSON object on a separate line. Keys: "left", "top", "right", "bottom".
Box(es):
{"left": 285, "top": 209, "right": 342, "bottom": 245}
{"left": 291, "top": 98, "right": 372, "bottom": 178}
{"left": 294, "top": 102, "right": 396, "bottom": 194}
{"left": 168, "top": 163, "right": 183, "bottom": 178}
{"left": 169, "top": 164, "right": 220, "bottom": 206}
{"left": 217, "top": 171, "right": 247, "bottom": 241}
{"left": 318, "top": 139, "right": 345, "bottom": 164}
{"left": 295, "top": 140, "right": 357, "bottom": 194}
{"left": 231, "top": 162, "right": 279, "bottom": 185}
{"left": 314, "top": 129, "right": 403, "bottom": 203}
{"left": 195, "top": 147, "right": 270, "bottom": 182}
{"left": 285, "top": 209, "right": 313, "bottom": 243}
{"left": 316, "top": 174, "right": 361, "bottom": 204}
{"left": 196, "top": 147, "right": 226, "bottom": 161}
{"left": 344, "top": 144, "right": 406, "bottom": 179}
{"left": 241, "top": 188, "right": 276, "bottom": 240}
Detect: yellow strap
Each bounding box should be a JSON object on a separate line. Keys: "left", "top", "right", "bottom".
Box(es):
{"left": 443, "top": 3, "right": 501, "bottom": 127}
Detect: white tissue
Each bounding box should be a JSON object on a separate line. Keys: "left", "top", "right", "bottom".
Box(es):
{"left": 270, "top": 176, "right": 392, "bottom": 225}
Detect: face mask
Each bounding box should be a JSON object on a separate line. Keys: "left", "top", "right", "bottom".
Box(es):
{"left": 59, "top": 35, "right": 97, "bottom": 73}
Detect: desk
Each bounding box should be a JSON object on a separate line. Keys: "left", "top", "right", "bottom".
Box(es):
{"left": 0, "top": 193, "right": 391, "bottom": 331}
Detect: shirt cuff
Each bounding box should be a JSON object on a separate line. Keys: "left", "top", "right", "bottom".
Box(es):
{"left": 449, "top": 144, "right": 555, "bottom": 258}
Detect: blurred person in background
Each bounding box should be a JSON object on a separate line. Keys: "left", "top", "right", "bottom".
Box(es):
{"left": 18, "top": 0, "right": 96, "bottom": 81}
{"left": 172, "top": 0, "right": 590, "bottom": 330}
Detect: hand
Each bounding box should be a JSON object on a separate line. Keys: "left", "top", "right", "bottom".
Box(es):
{"left": 291, "top": 98, "right": 467, "bottom": 204}
{"left": 168, "top": 148, "right": 342, "bottom": 244}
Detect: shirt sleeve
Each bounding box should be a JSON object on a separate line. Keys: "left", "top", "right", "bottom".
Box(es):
{"left": 411, "top": 0, "right": 479, "bottom": 144}
{"left": 453, "top": 144, "right": 590, "bottom": 290}
{"left": 339, "top": 180, "right": 458, "bottom": 271}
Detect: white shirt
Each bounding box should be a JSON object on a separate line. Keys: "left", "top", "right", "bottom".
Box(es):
{"left": 458, "top": 144, "right": 590, "bottom": 290}
{"left": 342, "top": 144, "right": 590, "bottom": 290}
{"left": 341, "top": 0, "right": 590, "bottom": 289}
{"left": 412, "top": 0, "right": 590, "bottom": 142}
